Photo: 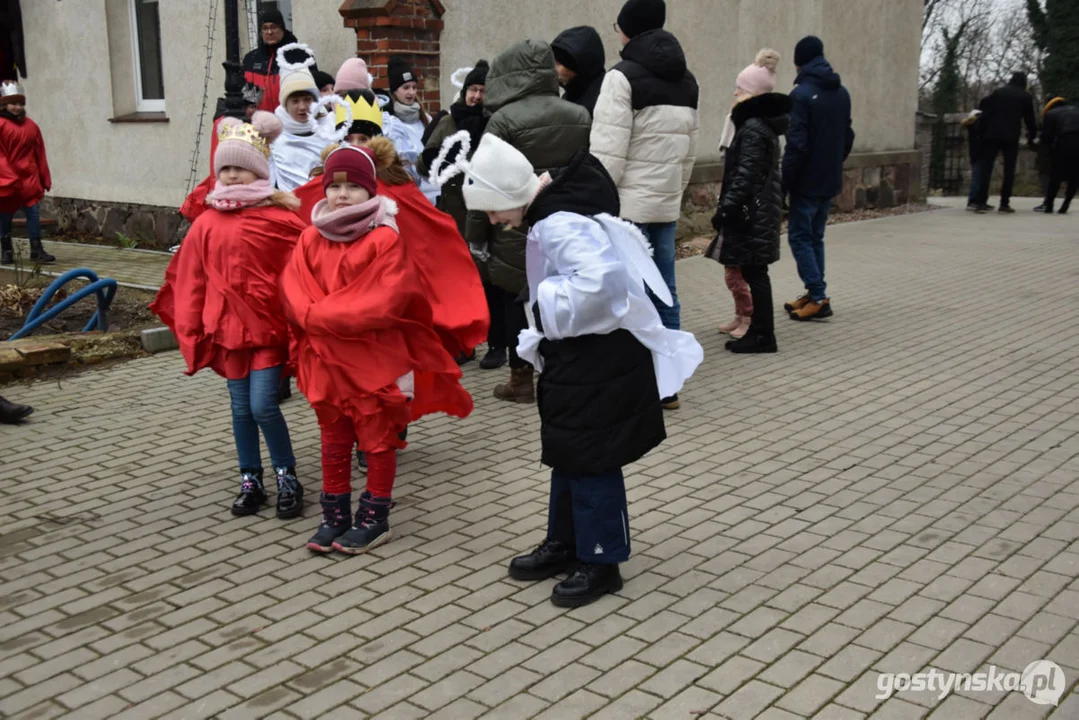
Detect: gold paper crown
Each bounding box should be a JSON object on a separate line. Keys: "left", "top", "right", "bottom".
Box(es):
{"left": 218, "top": 122, "right": 271, "bottom": 157}
{"left": 336, "top": 94, "right": 383, "bottom": 131}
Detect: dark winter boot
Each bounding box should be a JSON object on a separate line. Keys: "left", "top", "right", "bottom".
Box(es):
{"left": 231, "top": 469, "right": 267, "bottom": 516}
{"left": 0, "top": 394, "right": 33, "bottom": 424}
{"left": 493, "top": 367, "right": 535, "bottom": 403}
{"left": 332, "top": 491, "right": 393, "bottom": 554}
{"left": 306, "top": 492, "right": 352, "bottom": 553}
{"left": 1, "top": 236, "right": 12, "bottom": 265}
{"left": 508, "top": 538, "right": 575, "bottom": 581}
{"left": 456, "top": 350, "right": 476, "bottom": 365}
{"left": 1043, "top": 202, "right": 1055, "bottom": 214}
{"left": 551, "top": 562, "right": 623, "bottom": 608}
{"left": 725, "top": 333, "right": 779, "bottom": 354}
{"left": 479, "top": 346, "right": 507, "bottom": 370}
{"left": 1060, "top": 200, "right": 1071, "bottom": 215}
{"left": 28, "top": 239, "right": 55, "bottom": 265}
{"left": 274, "top": 466, "right": 304, "bottom": 519}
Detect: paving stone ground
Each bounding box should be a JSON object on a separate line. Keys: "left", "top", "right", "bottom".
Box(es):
{"left": 0, "top": 240, "right": 170, "bottom": 290}
{"left": 1, "top": 197, "right": 1078, "bottom": 720}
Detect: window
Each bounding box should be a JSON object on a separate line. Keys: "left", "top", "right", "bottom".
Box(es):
{"left": 129, "top": 0, "right": 165, "bottom": 112}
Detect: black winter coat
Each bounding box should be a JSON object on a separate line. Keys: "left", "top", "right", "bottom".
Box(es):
{"left": 551, "top": 26, "right": 606, "bottom": 118}
{"left": 781, "top": 57, "right": 854, "bottom": 198}
{"left": 712, "top": 93, "right": 790, "bottom": 267}
{"left": 524, "top": 151, "right": 666, "bottom": 475}
{"left": 1042, "top": 102, "right": 1079, "bottom": 152}
{"left": 978, "top": 80, "right": 1037, "bottom": 144}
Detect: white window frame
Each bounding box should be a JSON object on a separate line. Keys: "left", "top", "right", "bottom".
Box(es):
{"left": 129, "top": 0, "right": 166, "bottom": 113}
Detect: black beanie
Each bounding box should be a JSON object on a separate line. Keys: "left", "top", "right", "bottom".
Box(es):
{"left": 617, "top": 0, "right": 665, "bottom": 38}
{"left": 312, "top": 70, "right": 335, "bottom": 91}
{"left": 463, "top": 60, "right": 489, "bottom": 89}
{"left": 389, "top": 56, "right": 418, "bottom": 95}
{"left": 551, "top": 44, "right": 576, "bottom": 72}
{"left": 258, "top": 9, "right": 286, "bottom": 30}
{"left": 1009, "top": 72, "right": 1028, "bottom": 89}
{"left": 794, "top": 36, "right": 824, "bottom": 67}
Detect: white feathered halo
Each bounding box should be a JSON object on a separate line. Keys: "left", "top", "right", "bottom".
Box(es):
{"left": 321, "top": 93, "right": 353, "bottom": 144}
{"left": 450, "top": 67, "right": 473, "bottom": 90}
{"left": 276, "top": 42, "right": 317, "bottom": 73}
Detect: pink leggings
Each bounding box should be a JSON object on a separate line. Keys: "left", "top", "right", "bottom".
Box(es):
{"left": 725, "top": 266, "right": 753, "bottom": 316}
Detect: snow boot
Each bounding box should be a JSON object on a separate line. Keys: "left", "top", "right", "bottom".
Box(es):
{"left": 332, "top": 491, "right": 393, "bottom": 554}
{"left": 306, "top": 492, "right": 352, "bottom": 552}
{"left": 493, "top": 367, "right": 535, "bottom": 403}
{"left": 28, "top": 239, "right": 55, "bottom": 265}
{"left": 274, "top": 466, "right": 304, "bottom": 519}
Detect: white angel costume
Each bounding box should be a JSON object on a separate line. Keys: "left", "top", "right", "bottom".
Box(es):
{"left": 380, "top": 95, "right": 440, "bottom": 205}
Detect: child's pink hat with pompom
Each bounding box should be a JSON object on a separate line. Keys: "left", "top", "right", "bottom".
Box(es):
{"left": 213, "top": 110, "right": 282, "bottom": 179}
{"left": 736, "top": 48, "right": 780, "bottom": 96}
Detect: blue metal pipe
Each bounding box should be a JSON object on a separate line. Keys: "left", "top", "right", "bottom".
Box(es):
{"left": 9, "top": 268, "right": 118, "bottom": 341}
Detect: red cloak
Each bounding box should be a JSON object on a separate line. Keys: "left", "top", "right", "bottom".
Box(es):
{"left": 295, "top": 177, "right": 489, "bottom": 358}
{"left": 0, "top": 115, "right": 51, "bottom": 214}
{"left": 178, "top": 117, "right": 224, "bottom": 223}
{"left": 151, "top": 204, "right": 305, "bottom": 379}
{"left": 281, "top": 222, "right": 474, "bottom": 453}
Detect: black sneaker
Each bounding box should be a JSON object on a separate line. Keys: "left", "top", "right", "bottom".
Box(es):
{"left": 551, "top": 562, "right": 623, "bottom": 608}
{"left": 479, "top": 347, "right": 507, "bottom": 370}
{"left": 966, "top": 203, "right": 982, "bottom": 213}
{"left": 725, "top": 333, "right": 778, "bottom": 354}
{"left": 231, "top": 470, "right": 266, "bottom": 516}
{"left": 306, "top": 492, "right": 352, "bottom": 552}
{"left": 998, "top": 205, "right": 1015, "bottom": 214}
{"left": 274, "top": 466, "right": 304, "bottom": 519}
{"left": 661, "top": 394, "right": 680, "bottom": 410}
{"left": 508, "top": 538, "right": 575, "bottom": 581}
{"left": 1033, "top": 203, "right": 1045, "bottom": 212}
{"left": 456, "top": 350, "right": 476, "bottom": 365}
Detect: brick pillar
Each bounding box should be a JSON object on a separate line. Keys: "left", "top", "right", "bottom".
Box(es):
{"left": 339, "top": 0, "right": 446, "bottom": 112}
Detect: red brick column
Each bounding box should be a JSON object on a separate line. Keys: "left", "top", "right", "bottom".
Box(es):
{"left": 338, "top": 0, "right": 446, "bottom": 112}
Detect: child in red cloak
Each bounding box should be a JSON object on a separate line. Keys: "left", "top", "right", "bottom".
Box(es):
{"left": 282, "top": 144, "right": 484, "bottom": 554}
{"left": 151, "top": 111, "right": 306, "bottom": 520}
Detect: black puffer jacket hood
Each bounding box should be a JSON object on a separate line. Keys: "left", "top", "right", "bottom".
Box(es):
{"left": 527, "top": 151, "right": 620, "bottom": 225}
{"left": 551, "top": 26, "right": 606, "bottom": 82}
{"left": 795, "top": 56, "right": 841, "bottom": 91}
{"left": 619, "top": 29, "right": 687, "bottom": 81}
{"left": 732, "top": 92, "right": 791, "bottom": 136}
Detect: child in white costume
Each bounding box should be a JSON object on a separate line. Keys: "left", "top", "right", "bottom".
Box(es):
{"left": 434, "top": 130, "right": 703, "bottom": 608}
{"left": 269, "top": 46, "right": 339, "bottom": 192}
{"left": 379, "top": 56, "right": 440, "bottom": 205}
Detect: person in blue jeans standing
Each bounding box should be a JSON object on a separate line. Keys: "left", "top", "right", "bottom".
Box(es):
{"left": 590, "top": 0, "right": 700, "bottom": 409}
{"left": 780, "top": 36, "right": 854, "bottom": 321}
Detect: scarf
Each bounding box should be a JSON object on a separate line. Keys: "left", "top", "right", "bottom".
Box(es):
{"left": 0, "top": 109, "right": 25, "bottom": 124}
{"left": 311, "top": 195, "right": 398, "bottom": 242}
{"left": 207, "top": 179, "right": 275, "bottom": 211}
{"left": 274, "top": 104, "right": 319, "bottom": 137}
{"left": 392, "top": 100, "right": 422, "bottom": 125}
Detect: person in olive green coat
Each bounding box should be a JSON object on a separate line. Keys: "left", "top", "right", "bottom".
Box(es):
{"left": 466, "top": 39, "right": 592, "bottom": 403}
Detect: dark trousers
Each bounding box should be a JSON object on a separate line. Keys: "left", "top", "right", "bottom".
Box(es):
{"left": 974, "top": 139, "right": 1019, "bottom": 207}
{"left": 504, "top": 293, "right": 532, "bottom": 370}
{"left": 484, "top": 281, "right": 508, "bottom": 350}
{"left": 547, "top": 468, "right": 630, "bottom": 563}
{"left": 740, "top": 264, "right": 774, "bottom": 337}
{"left": 787, "top": 194, "right": 831, "bottom": 301}
{"left": 1045, "top": 149, "right": 1079, "bottom": 210}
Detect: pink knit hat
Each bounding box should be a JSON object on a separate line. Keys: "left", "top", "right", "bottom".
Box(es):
{"left": 213, "top": 112, "right": 282, "bottom": 180}
{"left": 334, "top": 58, "right": 372, "bottom": 93}
{"left": 736, "top": 48, "right": 780, "bottom": 96}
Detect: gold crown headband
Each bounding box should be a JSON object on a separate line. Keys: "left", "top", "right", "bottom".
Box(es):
{"left": 218, "top": 122, "right": 271, "bottom": 157}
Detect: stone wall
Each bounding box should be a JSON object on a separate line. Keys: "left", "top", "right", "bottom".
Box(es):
{"left": 679, "top": 149, "right": 923, "bottom": 239}
{"left": 40, "top": 197, "right": 185, "bottom": 251}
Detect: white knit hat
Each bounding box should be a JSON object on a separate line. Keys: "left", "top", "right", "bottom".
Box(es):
{"left": 461, "top": 134, "right": 541, "bottom": 212}
{"left": 279, "top": 69, "right": 319, "bottom": 107}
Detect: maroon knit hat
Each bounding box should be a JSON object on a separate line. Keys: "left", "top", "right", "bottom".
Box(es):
{"left": 321, "top": 145, "right": 378, "bottom": 196}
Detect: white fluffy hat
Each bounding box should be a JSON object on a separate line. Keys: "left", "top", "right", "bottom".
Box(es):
{"left": 464, "top": 135, "right": 540, "bottom": 212}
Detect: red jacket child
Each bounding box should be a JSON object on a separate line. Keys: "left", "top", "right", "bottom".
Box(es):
{"left": 281, "top": 143, "right": 487, "bottom": 556}
{"left": 0, "top": 81, "right": 53, "bottom": 264}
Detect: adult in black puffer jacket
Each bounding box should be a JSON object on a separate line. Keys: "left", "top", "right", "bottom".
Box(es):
{"left": 551, "top": 26, "right": 606, "bottom": 118}
{"left": 711, "top": 86, "right": 791, "bottom": 354}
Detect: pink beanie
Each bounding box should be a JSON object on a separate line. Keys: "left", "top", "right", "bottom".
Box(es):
{"left": 736, "top": 48, "right": 780, "bottom": 96}
{"left": 334, "top": 57, "right": 372, "bottom": 93}
{"left": 213, "top": 111, "right": 282, "bottom": 180}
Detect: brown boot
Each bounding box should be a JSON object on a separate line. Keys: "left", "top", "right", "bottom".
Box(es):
{"left": 494, "top": 367, "right": 535, "bottom": 403}
{"left": 783, "top": 294, "right": 812, "bottom": 313}
{"left": 789, "top": 298, "right": 833, "bottom": 321}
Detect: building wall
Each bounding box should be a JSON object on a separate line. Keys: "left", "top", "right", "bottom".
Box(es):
{"left": 439, "top": 0, "right": 922, "bottom": 159}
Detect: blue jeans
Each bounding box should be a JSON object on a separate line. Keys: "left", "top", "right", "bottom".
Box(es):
{"left": 638, "top": 221, "right": 680, "bottom": 330}
{"left": 0, "top": 203, "right": 41, "bottom": 241}
{"left": 967, "top": 161, "right": 984, "bottom": 205}
{"left": 547, "top": 468, "right": 630, "bottom": 563}
{"left": 787, "top": 195, "right": 831, "bottom": 302}
{"left": 225, "top": 366, "right": 295, "bottom": 471}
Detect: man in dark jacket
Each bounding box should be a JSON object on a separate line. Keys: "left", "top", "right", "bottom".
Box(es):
{"left": 1041, "top": 98, "right": 1079, "bottom": 214}
{"left": 969, "top": 72, "right": 1038, "bottom": 214}
{"left": 551, "top": 26, "right": 606, "bottom": 118}
{"left": 242, "top": 9, "right": 320, "bottom": 113}
{"left": 781, "top": 36, "right": 854, "bottom": 322}
{"left": 466, "top": 39, "right": 592, "bottom": 404}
